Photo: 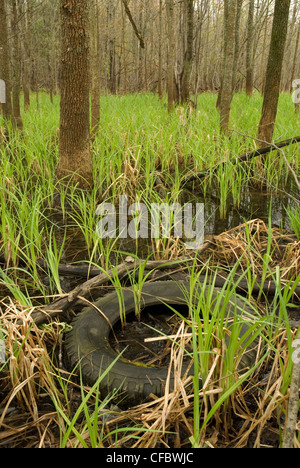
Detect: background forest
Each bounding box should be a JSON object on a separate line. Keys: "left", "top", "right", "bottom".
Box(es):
{"left": 1, "top": 0, "right": 300, "bottom": 101}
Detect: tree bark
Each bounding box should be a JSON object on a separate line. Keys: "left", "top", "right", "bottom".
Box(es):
{"left": 11, "top": 0, "right": 23, "bottom": 129}
{"left": 158, "top": 0, "right": 163, "bottom": 99}
{"left": 246, "top": 0, "right": 255, "bottom": 96}
{"left": 90, "top": 0, "right": 101, "bottom": 137}
{"left": 257, "top": 0, "right": 291, "bottom": 144}
{"left": 20, "top": 0, "right": 31, "bottom": 110}
{"left": 121, "top": 1, "right": 128, "bottom": 95}
{"left": 166, "top": 0, "right": 176, "bottom": 111}
{"left": 57, "top": 0, "right": 93, "bottom": 188}
{"left": 108, "top": 1, "right": 117, "bottom": 94}
{"left": 232, "top": 0, "right": 243, "bottom": 93}
{"left": 121, "top": 0, "right": 145, "bottom": 49}
{"left": 0, "top": 0, "right": 13, "bottom": 123}
{"left": 259, "top": 1, "right": 270, "bottom": 93}
{"left": 290, "top": 23, "right": 300, "bottom": 93}
{"left": 180, "top": 0, "right": 194, "bottom": 103}
{"left": 219, "top": 0, "right": 237, "bottom": 135}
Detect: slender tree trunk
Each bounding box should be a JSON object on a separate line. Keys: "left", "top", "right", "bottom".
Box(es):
{"left": 121, "top": 0, "right": 145, "bottom": 49}
{"left": 11, "top": 0, "right": 23, "bottom": 129}
{"left": 166, "top": 0, "right": 176, "bottom": 111}
{"left": 21, "top": 0, "right": 31, "bottom": 110}
{"left": 108, "top": 1, "right": 116, "bottom": 94}
{"left": 121, "top": 1, "right": 127, "bottom": 95}
{"left": 158, "top": 0, "right": 163, "bottom": 99}
{"left": 0, "top": 0, "right": 13, "bottom": 123}
{"left": 246, "top": 0, "right": 255, "bottom": 96}
{"left": 181, "top": 0, "right": 194, "bottom": 104}
{"left": 219, "top": 0, "right": 237, "bottom": 134}
{"left": 259, "top": 1, "right": 269, "bottom": 93}
{"left": 232, "top": 0, "right": 243, "bottom": 93}
{"left": 137, "top": 2, "right": 144, "bottom": 91}
{"left": 257, "top": 0, "right": 291, "bottom": 144}
{"left": 91, "top": 0, "right": 101, "bottom": 136}
{"left": 193, "top": 0, "right": 204, "bottom": 102}
{"left": 144, "top": 0, "right": 150, "bottom": 93}
{"left": 290, "top": 23, "right": 300, "bottom": 92}
{"left": 216, "top": 0, "right": 229, "bottom": 110}
{"left": 47, "top": 50, "right": 54, "bottom": 104}
{"left": 202, "top": 1, "right": 209, "bottom": 92}
{"left": 57, "top": 0, "right": 93, "bottom": 188}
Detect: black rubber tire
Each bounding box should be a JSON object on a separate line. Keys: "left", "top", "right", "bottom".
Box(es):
{"left": 65, "top": 280, "right": 258, "bottom": 406}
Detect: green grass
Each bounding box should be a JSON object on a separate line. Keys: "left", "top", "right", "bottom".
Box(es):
{"left": 0, "top": 91, "right": 299, "bottom": 447}
{"left": 0, "top": 90, "right": 298, "bottom": 298}
{"left": 286, "top": 207, "right": 300, "bottom": 239}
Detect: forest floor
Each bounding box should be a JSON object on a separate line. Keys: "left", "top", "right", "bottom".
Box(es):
{"left": 0, "top": 92, "right": 299, "bottom": 448}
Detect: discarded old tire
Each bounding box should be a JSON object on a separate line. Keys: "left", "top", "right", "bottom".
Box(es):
{"left": 65, "top": 280, "right": 258, "bottom": 406}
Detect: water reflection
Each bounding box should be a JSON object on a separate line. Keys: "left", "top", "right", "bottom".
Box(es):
{"left": 51, "top": 177, "right": 299, "bottom": 262}
{"left": 181, "top": 176, "right": 299, "bottom": 236}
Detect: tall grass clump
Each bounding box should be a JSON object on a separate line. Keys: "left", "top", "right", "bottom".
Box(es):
{"left": 285, "top": 207, "right": 300, "bottom": 239}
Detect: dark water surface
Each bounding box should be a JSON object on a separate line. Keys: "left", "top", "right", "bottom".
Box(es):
{"left": 51, "top": 177, "right": 299, "bottom": 262}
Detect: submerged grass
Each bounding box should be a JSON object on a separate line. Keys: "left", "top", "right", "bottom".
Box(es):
{"left": 0, "top": 91, "right": 299, "bottom": 447}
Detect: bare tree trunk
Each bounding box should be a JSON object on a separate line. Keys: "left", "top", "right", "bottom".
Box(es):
{"left": 0, "top": 0, "right": 13, "bottom": 123}
{"left": 57, "top": 0, "right": 93, "bottom": 188}
{"left": 121, "top": 0, "right": 145, "bottom": 49}
{"left": 180, "top": 0, "right": 194, "bottom": 103}
{"left": 166, "top": 0, "right": 176, "bottom": 111}
{"left": 91, "top": 0, "right": 101, "bottom": 136}
{"left": 257, "top": 0, "right": 291, "bottom": 144}
{"left": 193, "top": 0, "right": 205, "bottom": 102}
{"left": 121, "top": 1, "right": 127, "bottom": 95}
{"left": 219, "top": 0, "right": 237, "bottom": 134}
{"left": 20, "top": 0, "right": 31, "bottom": 110}
{"left": 137, "top": 2, "right": 144, "bottom": 91}
{"left": 201, "top": 1, "right": 209, "bottom": 92}
{"left": 144, "top": 0, "right": 150, "bottom": 93}
{"left": 290, "top": 23, "right": 300, "bottom": 92}
{"left": 158, "top": 0, "right": 163, "bottom": 99}
{"left": 246, "top": 0, "right": 255, "bottom": 96}
{"left": 11, "top": 0, "right": 23, "bottom": 129}
{"left": 259, "top": 1, "right": 270, "bottom": 93}
{"left": 232, "top": 0, "right": 243, "bottom": 93}
{"left": 108, "top": 1, "right": 116, "bottom": 94}
{"left": 216, "top": 1, "right": 229, "bottom": 110}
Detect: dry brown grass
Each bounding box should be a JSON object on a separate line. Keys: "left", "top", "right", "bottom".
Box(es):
{"left": 93, "top": 327, "right": 299, "bottom": 449}
{"left": 0, "top": 295, "right": 298, "bottom": 448}
{"left": 0, "top": 298, "right": 63, "bottom": 447}
{"left": 202, "top": 219, "right": 300, "bottom": 281}
{"left": 0, "top": 219, "right": 299, "bottom": 448}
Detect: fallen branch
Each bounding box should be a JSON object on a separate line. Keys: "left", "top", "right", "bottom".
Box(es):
{"left": 30, "top": 261, "right": 300, "bottom": 326}
{"left": 181, "top": 136, "right": 300, "bottom": 185}
{"left": 121, "top": 0, "right": 145, "bottom": 49}
{"left": 31, "top": 258, "right": 196, "bottom": 325}
{"left": 0, "top": 254, "right": 108, "bottom": 278}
